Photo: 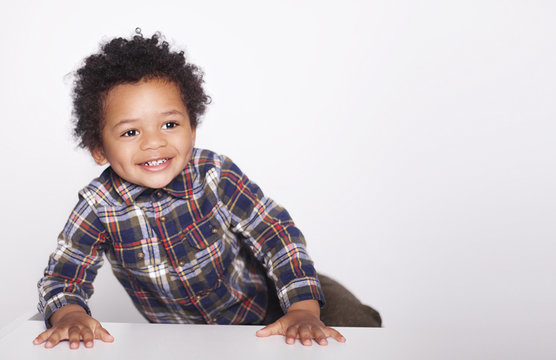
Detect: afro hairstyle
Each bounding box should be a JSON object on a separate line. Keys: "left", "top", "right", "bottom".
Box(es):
{"left": 72, "top": 29, "right": 210, "bottom": 151}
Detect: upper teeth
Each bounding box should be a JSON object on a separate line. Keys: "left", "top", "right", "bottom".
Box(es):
{"left": 145, "top": 159, "right": 168, "bottom": 166}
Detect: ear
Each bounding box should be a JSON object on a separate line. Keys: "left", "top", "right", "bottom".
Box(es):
{"left": 90, "top": 146, "right": 108, "bottom": 166}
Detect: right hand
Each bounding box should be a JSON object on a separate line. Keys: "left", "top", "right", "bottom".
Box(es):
{"left": 32, "top": 304, "right": 114, "bottom": 349}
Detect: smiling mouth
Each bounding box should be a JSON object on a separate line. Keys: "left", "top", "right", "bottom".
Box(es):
{"left": 141, "top": 158, "right": 169, "bottom": 167}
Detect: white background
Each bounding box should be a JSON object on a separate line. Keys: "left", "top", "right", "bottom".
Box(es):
{"left": 0, "top": 0, "right": 554, "bottom": 332}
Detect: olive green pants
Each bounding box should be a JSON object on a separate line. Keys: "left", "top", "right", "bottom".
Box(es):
{"left": 263, "top": 274, "right": 382, "bottom": 327}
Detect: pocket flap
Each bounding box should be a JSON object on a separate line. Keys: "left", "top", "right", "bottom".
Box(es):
{"left": 184, "top": 214, "right": 223, "bottom": 249}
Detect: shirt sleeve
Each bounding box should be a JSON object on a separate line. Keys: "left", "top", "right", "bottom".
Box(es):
{"left": 217, "top": 156, "right": 325, "bottom": 311}
{"left": 37, "top": 195, "right": 108, "bottom": 327}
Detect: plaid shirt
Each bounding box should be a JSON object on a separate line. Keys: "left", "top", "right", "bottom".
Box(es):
{"left": 38, "top": 148, "right": 323, "bottom": 325}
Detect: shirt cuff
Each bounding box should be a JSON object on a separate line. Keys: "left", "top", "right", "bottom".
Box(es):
{"left": 276, "top": 276, "right": 326, "bottom": 312}
{"left": 39, "top": 292, "right": 91, "bottom": 329}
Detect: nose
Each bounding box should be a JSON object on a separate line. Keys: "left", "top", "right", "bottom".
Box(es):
{"left": 140, "top": 130, "right": 167, "bottom": 150}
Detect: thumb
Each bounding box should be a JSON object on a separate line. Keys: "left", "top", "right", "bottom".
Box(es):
{"left": 94, "top": 325, "right": 114, "bottom": 342}
{"left": 256, "top": 321, "right": 283, "bottom": 337}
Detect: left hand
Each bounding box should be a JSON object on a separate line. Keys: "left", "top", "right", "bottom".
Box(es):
{"left": 256, "top": 300, "right": 346, "bottom": 346}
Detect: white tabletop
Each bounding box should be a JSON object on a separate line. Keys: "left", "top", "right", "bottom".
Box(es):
{"left": 1, "top": 318, "right": 555, "bottom": 359}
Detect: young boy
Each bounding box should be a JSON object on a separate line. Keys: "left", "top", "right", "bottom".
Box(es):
{"left": 33, "top": 31, "right": 346, "bottom": 349}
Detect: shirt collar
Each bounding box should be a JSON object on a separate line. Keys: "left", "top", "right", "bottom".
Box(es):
{"left": 162, "top": 162, "right": 196, "bottom": 199}
{"left": 108, "top": 160, "right": 196, "bottom": 205}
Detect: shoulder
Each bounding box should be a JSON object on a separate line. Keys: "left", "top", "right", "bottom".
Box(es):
{"left": 78, "top": 167, "right": 123, "bottom": 207}
{"left": 190, "top": 148, "right": 226, "bottom": 170}
{"left": 189, "top": 148, "right": 249, "bottom": 196}
{"left": 190, "top": 148, "right": 239, "bottom": 177}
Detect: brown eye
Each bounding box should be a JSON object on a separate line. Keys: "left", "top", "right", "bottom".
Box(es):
{"left": 162, "top": 122, "right": 178, "bottom": 129}
{"left": 122, "top": 129, "right": 139, "bottom": 137}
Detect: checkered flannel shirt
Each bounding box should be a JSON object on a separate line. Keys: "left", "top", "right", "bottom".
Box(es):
{"left": 38, "top": 148, "right": 324, "bottom": 326}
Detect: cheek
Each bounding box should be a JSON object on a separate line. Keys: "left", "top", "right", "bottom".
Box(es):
{"left": 104, "top": 144, "right": 133, "bottom": 165}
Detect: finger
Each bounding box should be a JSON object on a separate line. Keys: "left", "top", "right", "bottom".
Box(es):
{"left": 285, "top": 325, "right": 298, "bottom": 345}
{"left": 44, "top": 330, "right": 64, "bottom": 349}
{"left": 312, "top": 327, "right": 329, "bottom": 346}
{"left": 324, "top": 327, "right": 347, "bottom": 343}
{"left": 67, "top": 326, "right": 82, "bottom": 349}
{"left": 33, "top": 329, "right": 53, "bottom": 345}
{"left": 95, "top": 326, "right": 114, "bottom": 343}
{"left": 81, "top": 327, "right": 95, "bottom": 348}
{"left": 256, "top": 321, "right": 283, "bottom": 337}
{"left": 298, "top": 326, "right": 314, "bottom": 346}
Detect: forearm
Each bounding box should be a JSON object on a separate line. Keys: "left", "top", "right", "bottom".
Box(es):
{"left": 217, "top": 156, "right": 324, "bottom": 313}
{"left": 49, "top": 304, "right": 87, "bottom": 327}
{"left": 287, "top": 299, "right": 320, "bottom": 317}
{"left": 38, "top": 278, "right": 93, "bottom": 326}
{"left": 38, "top": 197, "right": 106, "bottom": 324}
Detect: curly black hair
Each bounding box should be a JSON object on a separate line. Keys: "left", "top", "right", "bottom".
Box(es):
{"left": 72, "top": 29, "right": 210, "bottom": 151}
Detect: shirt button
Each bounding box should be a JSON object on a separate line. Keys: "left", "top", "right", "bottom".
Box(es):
{"left": 210, "top": 226, "right": 218, "bottom": 234}
{"left": 159, "top": 216, "right": 167, "bottom": 222}
{"left": 136, "top": 251, "right": 145, "bottom": 260}
{"left": 178, "top": 259, "right": 186, "bottom": 267}
{"left": 195, "top": 295, "right": 202, "bottom": 302}
{"left": 155, "top": 190, "right": 163, "bottom": 198}
{"left": 211, "top": 317, "right": 218, "bottom": 323}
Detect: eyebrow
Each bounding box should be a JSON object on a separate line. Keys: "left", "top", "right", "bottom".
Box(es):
{"left": 111, "top": 118, "right": 139, "bottom": 130}
{"left": 160, "top": 110, "right": 186, "bottom": 117}
{"left": 111, "top": 110, "right": 186, "bottom": 130}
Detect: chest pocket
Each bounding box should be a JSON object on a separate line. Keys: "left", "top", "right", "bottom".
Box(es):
{"left": 111, "top": 236, "right": 167, "bottom": 269}
{"left": 100, "top": 205, "right": 167, "bottom": 269}
{"left": 179, "top": 207, "right": 236, "bottom": 296}
{"left": 186, "top": 215, "right": 223, "bottom": 249}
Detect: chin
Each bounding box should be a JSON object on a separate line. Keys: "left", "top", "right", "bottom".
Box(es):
{"left": 135, "top": 177, "right": 173, "bottom": 189}
{"left": 145, "top": 181, "right": 172, "bottom": 189}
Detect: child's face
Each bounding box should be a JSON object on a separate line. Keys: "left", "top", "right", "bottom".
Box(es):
{"left": 91, "top": 78, "right": 196, "bottom": 189}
